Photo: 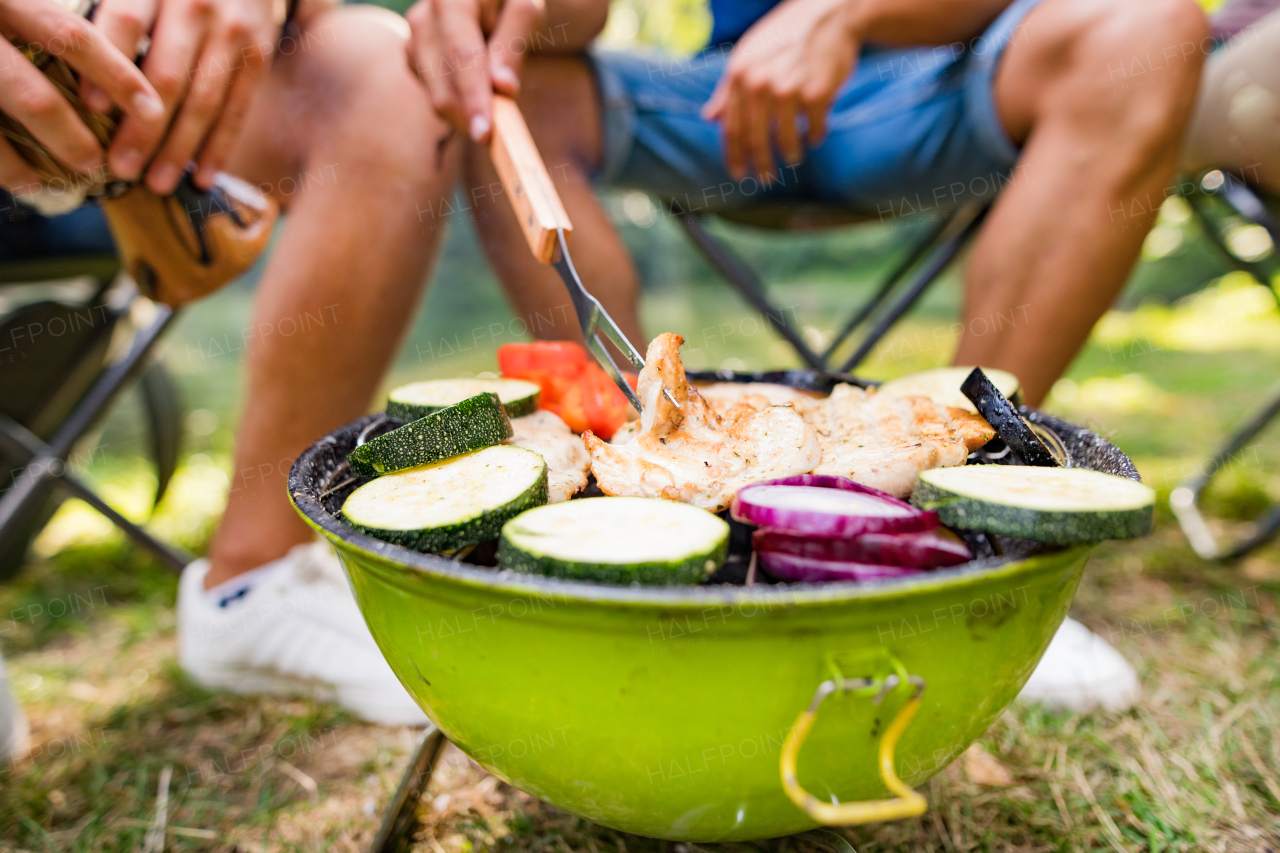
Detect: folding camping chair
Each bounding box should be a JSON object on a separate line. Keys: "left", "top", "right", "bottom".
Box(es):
{"left": 0, "top": 198, "right": 190, "bottom": 581}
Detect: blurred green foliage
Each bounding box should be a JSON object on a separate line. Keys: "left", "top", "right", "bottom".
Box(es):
{"left": 361, "top": 0, "right": 711, "bottom": 52}
{"left": 597, "top": 0, "right": 710, "bottom": 53}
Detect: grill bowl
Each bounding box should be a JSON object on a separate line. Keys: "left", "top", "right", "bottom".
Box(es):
{"left": 288, "top": 373, "right": 1137, "bottom": 840}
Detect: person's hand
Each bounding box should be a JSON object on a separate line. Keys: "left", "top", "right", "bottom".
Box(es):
{"left": 0, "top": 0, "right": 163, "bottom": 192}
{"left": 702, "top": 0, "right": 860, "bottom": 181}
{"left": 88, "top": 0, "right": 279, "bottom": 194}
{"left": 405, "top": 0, "right": 547, "bottom": 142}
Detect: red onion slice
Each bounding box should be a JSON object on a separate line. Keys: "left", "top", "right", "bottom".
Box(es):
{"left": 753, "top": 528, "right": 971, "bottom": 569}
{"left": 732, "top": 475, "right": 937, "bottom": 538}
{"left": 758, "top": 551, "right": 929, "bottom": 583}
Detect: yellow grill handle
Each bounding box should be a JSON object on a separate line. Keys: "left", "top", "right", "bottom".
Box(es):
{"left": 779, "top": 674, "right": 927, "bottom": 825}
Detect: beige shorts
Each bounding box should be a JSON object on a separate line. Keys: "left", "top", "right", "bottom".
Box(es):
{"left": 1183, "top": 11, "right": 1280, "bottom": 193}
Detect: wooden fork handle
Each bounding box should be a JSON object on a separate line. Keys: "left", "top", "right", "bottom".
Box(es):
{"left": 489, "top": 94, "right": 573, "bottom": 264}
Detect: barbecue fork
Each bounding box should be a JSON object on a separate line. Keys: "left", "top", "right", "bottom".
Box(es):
{"left": 488, "top": 95, "right": 651, "bottom": 413}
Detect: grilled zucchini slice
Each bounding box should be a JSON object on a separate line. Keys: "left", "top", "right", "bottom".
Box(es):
{"left": 881, "top": 366, "right": 1021, "bottom": 413}
{"left": 342, "top": 445, "right": 547, "bottom": 552}
{"left": 348, "top": 392, "right": 512, "bottom": 477}
{"left": 387, "top": 378, "right": 541, "bottom": 422}
{"left": 912, "top": 465, "right": 1154, "bottom": 544}
{"left": 498, "top": 497, "right": 729, "bottom": 585}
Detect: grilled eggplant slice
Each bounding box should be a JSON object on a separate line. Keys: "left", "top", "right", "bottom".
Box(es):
{"left": 961, "top": 368, "right": 1059, "bottom": 467}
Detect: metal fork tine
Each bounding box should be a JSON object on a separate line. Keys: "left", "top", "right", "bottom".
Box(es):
{"left": 551, "top": 227, "right": 638, "bottom": 359}
{"left": 547, "top": 226, "right": 669, "bottom": 409}
{"left": 587, "top": 331, "right": 643, "bottom": 412}
{"left": 498, "top": 103, "right": 669, "bottom": 414}
{"left": 543, "top": 211, "right": 678, "bottom": 410}
{"left": 590, "top": 314, "right": 645, "bottom": 371}
{"left": 589, "top": 314, "right": 680, "bottom": 409}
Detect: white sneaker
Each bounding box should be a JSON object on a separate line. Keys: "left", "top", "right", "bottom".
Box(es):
{"left": 178, "top": 541, "right": 428, "bottom": 726}
{"left": 1018, "top": 616, "right": 1139, "bottom": 713}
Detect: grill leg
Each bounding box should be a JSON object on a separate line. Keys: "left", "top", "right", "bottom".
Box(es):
{"left": 369, "top": 724, "right": 447, "bottom": 853}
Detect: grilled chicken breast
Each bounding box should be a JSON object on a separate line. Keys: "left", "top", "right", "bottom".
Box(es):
{"left": 507, "top": 410, "right": 591, "bottom": 503}
{"left": 584, "top": 334, "right": 822, "bottom": 512}
{"left": 697, "top": 382, "right": 823, "bottom": 409}
{"left": 799, "top": 384, "right": 994, "bottom": 497}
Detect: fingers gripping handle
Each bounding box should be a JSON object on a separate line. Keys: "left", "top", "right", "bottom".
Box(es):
{"left": 780, "top": 674, "right": 928, "bottom": 826}
{"left": 489, "top": 94, "right": 572, "bottom": 263}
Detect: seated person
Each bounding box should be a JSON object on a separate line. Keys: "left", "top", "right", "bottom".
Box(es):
{"left": 0, "top": 0, "right": 474, "bottom": 726}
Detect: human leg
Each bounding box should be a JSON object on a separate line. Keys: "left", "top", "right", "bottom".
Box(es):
{"left": 954, "top": 0, "right": 1210, "bottom": 405}
{"left": 174, "top": 6, "right": 457, "bottom": 724}
{"left": 203, "top": 5, "right": 459, "bottom": 587}
{"left": 1182, "top": 7, "right": 1280, "bottom": 194}
{"left": 935, "top": 0, "right": 1212, "bottom": 714}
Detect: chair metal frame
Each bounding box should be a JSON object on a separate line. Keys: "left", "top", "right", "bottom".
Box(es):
{"left": 1171, "top": 171, "right": 1280, "bottom": 560}
{"left": 670, "top": 200, "right": 991, "bottom": 374}
{"left": 0, "top": 270, "right": 192, "bottom": 575}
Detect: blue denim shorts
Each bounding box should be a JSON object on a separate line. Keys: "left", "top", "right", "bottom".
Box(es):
{"left": 0, "top": 193, "right": 115, "bottom": 262}
{"left": 590, "top": 0, "right": 1043, "bottom": 217}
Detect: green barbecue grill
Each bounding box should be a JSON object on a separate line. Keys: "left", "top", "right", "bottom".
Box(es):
{"left": 288, "top": 371, "right": 1141, "bottom": 845}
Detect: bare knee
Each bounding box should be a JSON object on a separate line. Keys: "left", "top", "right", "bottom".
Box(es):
{"left": 1080, "top": 0, "right": 1210, "bottom": 117}
{"left": 252, "top": 6, "right": 454, "bottom": 199}
{"left": 270, "top": 6, "right": 413, "bottom": 117}
{"left": 1000, "top": 0, "right": 1209, "bottom": 152}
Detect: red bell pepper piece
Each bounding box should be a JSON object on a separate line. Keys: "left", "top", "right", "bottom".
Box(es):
{"left": 582, "top": 363, "right": 629, "bottom": 440}
{"left": 498, "top": 340, "right": 634, "bottom": 436}
{"left": 554, "top": 380, "right": 590, "bottom": 433}
{"left": 498, "top": 341, "right": 586, "bottom": 378}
